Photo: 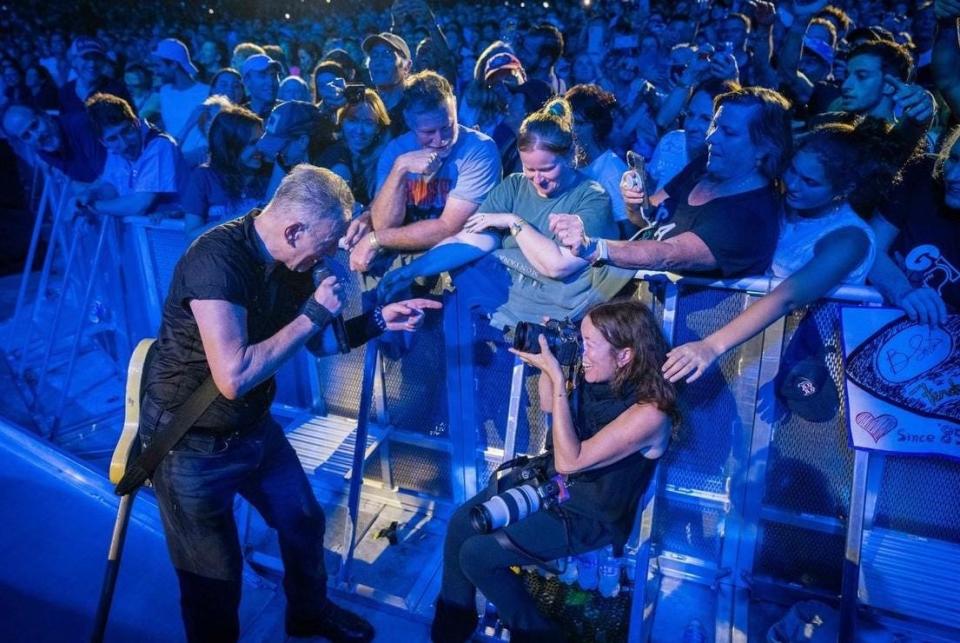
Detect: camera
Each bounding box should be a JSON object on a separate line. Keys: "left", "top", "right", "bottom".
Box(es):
{"left": 513, "top": 319, "right": 582, "bottom": 367}
{"left": 344, "top": 83, "right": 366, "bottom": 105}
{"left": 470, "top": 462, "right": 571, "bottom": 533}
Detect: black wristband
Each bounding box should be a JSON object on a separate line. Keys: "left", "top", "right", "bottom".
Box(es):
{"left": 301, "top": 297, "right": 333, "bottom": 328}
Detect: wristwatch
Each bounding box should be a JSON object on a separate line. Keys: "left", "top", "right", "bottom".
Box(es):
{"left": 368, "top": 231, "right": 382, "bottom": 253}
{"left": 509, "top": 219, "right": 525, "bottom": 236}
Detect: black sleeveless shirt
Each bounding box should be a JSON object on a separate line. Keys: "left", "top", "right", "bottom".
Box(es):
{"left": 546, "top": 379, "right": 660, "bottom": 548}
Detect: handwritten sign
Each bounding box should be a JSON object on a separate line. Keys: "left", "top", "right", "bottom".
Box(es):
{"left": 840, "top": 308, "right": 960, "bottom": 459}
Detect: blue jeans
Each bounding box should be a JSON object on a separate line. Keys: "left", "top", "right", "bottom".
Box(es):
{"left": 141, "top": 397, "right": 327, "bottom": 642}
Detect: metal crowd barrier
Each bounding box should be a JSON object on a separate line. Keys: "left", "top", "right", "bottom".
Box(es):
{"left": 98, "top": 220, "right": 960, "bottom": 640}
{"left": 2, "top": 165, "right": 133, "bottom": 438}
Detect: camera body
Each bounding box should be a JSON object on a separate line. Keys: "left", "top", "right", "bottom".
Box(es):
{"left": 344, "top": 83, "right": 366, "bottom": 104}
{"left": 470, "top": 461, "right": 571, "bottom": 533}
{"left": 513, "top": 319, "right": 582, "bottom": 367}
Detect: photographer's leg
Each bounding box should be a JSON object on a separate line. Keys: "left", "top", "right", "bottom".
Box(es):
{"left": 433, "top": 486, "right": 499, "bottom": 642}
{"left": 457, "top": 510, "right": 573, "bottom": 639}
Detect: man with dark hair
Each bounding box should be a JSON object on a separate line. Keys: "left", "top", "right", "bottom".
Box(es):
{"left": 565, "top": 84, "right": 630, "bottom": 232}
{"left": 77, "top": 92, "right": 182, "bottom": 217}
{"left": 516, "top": 23, "right": 567, "bottom": 95}
{"left": 347, "top": 70, "right": 500, "bottom": 276}
{"left": 139, "top": 163, "right": 440, "bottom": 643}
{"left": 2, "top": 103, "right": 105, "bottom": 183}
{"left": 840, "top": 39, "right": 922, "bottom": 119}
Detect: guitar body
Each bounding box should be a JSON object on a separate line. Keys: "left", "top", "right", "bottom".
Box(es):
{"left": 109, "top": 338, "right": 157, "bottom": 485}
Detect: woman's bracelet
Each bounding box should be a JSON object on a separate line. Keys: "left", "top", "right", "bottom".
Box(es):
{"left": 373, "top": 305, "right": 388, "bottom": 331}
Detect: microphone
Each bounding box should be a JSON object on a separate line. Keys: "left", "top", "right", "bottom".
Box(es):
{"left": 312, "top": 261, "right": 350, "bottom": 354}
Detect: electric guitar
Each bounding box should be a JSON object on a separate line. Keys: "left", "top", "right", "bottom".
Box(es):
{"left": 93, "top": 338, "right": 156, "bottom": 643}
{"left": 108, "top": 338, "right": 156, "bottom": 485}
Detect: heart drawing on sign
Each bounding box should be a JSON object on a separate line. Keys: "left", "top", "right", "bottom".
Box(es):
{"left": 855, "top": 411, "right": 898, "bottom": 443}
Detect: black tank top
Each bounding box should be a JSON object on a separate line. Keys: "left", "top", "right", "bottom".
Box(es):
{"left": 547, "top": 379, "right": 659, "bottom": 547}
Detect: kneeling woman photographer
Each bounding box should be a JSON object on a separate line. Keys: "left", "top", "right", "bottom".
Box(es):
{"left": 432, "top": 299, "right": 677, "bottom": 642}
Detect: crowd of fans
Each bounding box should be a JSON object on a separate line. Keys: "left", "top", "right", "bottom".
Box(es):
{"left": 2, "top": 1, "right": 958, "bottom": 639}
{"left": 1, "top": 0, "right": 958, "bottom": 347}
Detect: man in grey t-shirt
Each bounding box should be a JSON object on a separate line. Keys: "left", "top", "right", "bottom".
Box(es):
{"left": 346, "top": 70, "right": 501, "bottom": 277}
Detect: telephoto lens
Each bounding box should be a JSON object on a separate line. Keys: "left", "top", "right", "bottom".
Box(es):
{"left": 469, "top": 484, "right": 543, "bottom": 533}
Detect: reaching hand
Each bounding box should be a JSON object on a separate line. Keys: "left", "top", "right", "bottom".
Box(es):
{"left": 462, "top": 212, "right": 518, "bottom": 234}
{"left": 885, "top": 74, "right": 935, "bottom": 125}
{"left": 348, "top": 233, "right": 380, "bottom": 272}
{"left": 314, "top": 275, "right": 345, "bottom": 316}
{"left": 341, "top": 211, "right": 372, "bottom": 251}
{"left": 709, "top": 51, "right": 740, "bottom": 83}
{"left": 548, "top": 213, "right": 589, "bottom": 257}
{"left": 381, "top": 298, "right": 443, "bottom": 331}
{"left": 748, "top": 0, "right": 777, "bottom": 26}
{"left": 899, "top": 286, "right": 948, "bottom": 327}
{"left": 509, "top": 335, "right": 563, "bottom": 383}
{"left": 662, "top": 340, "right": 721, "bottom": 383}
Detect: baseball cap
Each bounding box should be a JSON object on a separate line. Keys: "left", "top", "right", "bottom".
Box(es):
{"left": 70, "top": 36, "right": 106, "bottom": 59}
{"left": 484, "top": 52, "right": 525, "bottom": 85}
{"left": 362, "top": 32, "right": 411, "bottom": 61}
{"left": 151, "top": 38, "right": 199, "bottom": 78}
{"left": 257, "top": 100, "right": 321, "bottom": 156}
{"left": 241, "top": 53, "right": 282, "bottom": 77}
{"left": 802, "top": 37, "right": 835, "bottom": 65}
{"left": 777, "top": 356, "right": 839, "bottom": 423}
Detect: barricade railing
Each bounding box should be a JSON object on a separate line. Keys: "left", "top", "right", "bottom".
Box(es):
{"left": 2, "top": 164, "right": 141, "bottom": 438}
{"left": 64, "top": 218, "right": 960, "bottom": 639}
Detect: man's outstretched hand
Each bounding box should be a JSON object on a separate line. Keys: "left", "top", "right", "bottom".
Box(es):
{"left": 381, "top": 298, "right": 442, "bottom": 331}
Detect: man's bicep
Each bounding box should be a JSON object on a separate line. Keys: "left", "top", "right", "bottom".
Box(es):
{"left": 189, "top": 299, "right": 248, "bottom": 387}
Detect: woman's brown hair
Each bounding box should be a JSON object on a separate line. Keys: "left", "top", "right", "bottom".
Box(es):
{"left": 586, "top": 299, "right": 679, "bottom": 424}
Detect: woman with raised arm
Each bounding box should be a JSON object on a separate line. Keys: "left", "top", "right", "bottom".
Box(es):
{"left": 433, "top": 299, "right": 676, "bottom": 642}
{"left": 662, "top": 119, "right": 902, "bottom": 383}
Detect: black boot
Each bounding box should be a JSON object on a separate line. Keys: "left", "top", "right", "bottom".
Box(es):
{"left": 430, "top": 598, "right": 479, "bottom": 643}
{"left": 286, "top": 600, "right": 375, "bottom": 642}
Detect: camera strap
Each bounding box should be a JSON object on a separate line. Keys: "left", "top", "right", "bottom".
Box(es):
{"left": 492, "top": 529, "right": 563, "bottom": 574}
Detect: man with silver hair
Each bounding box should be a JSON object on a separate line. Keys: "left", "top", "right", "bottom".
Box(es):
{"left": 139, "top": 164, "right": 439, "bottom": 642}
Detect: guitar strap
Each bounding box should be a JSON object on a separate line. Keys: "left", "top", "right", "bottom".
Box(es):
{"left": 114, "top": 377, "right": 220, "bottom": 496}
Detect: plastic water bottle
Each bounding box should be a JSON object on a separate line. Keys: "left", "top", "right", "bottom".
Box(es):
{"left": 598, "top": 546, "right": 621, "bottom": 598}
{"left": 577, "top": 550, "right": 599, "bottom": 590}
{"left": 557, "top": 556, "right": 579, "bottom": 585}
{"left": 622, "top": 541, "right": 639, "bottom": 583}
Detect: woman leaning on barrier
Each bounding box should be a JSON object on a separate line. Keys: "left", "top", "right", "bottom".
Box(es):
{"left": 432, "top": 299, "right": 676, "bottom": 642}
{"left": 662, "top": 117, "right": 903, "bottom": 383}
